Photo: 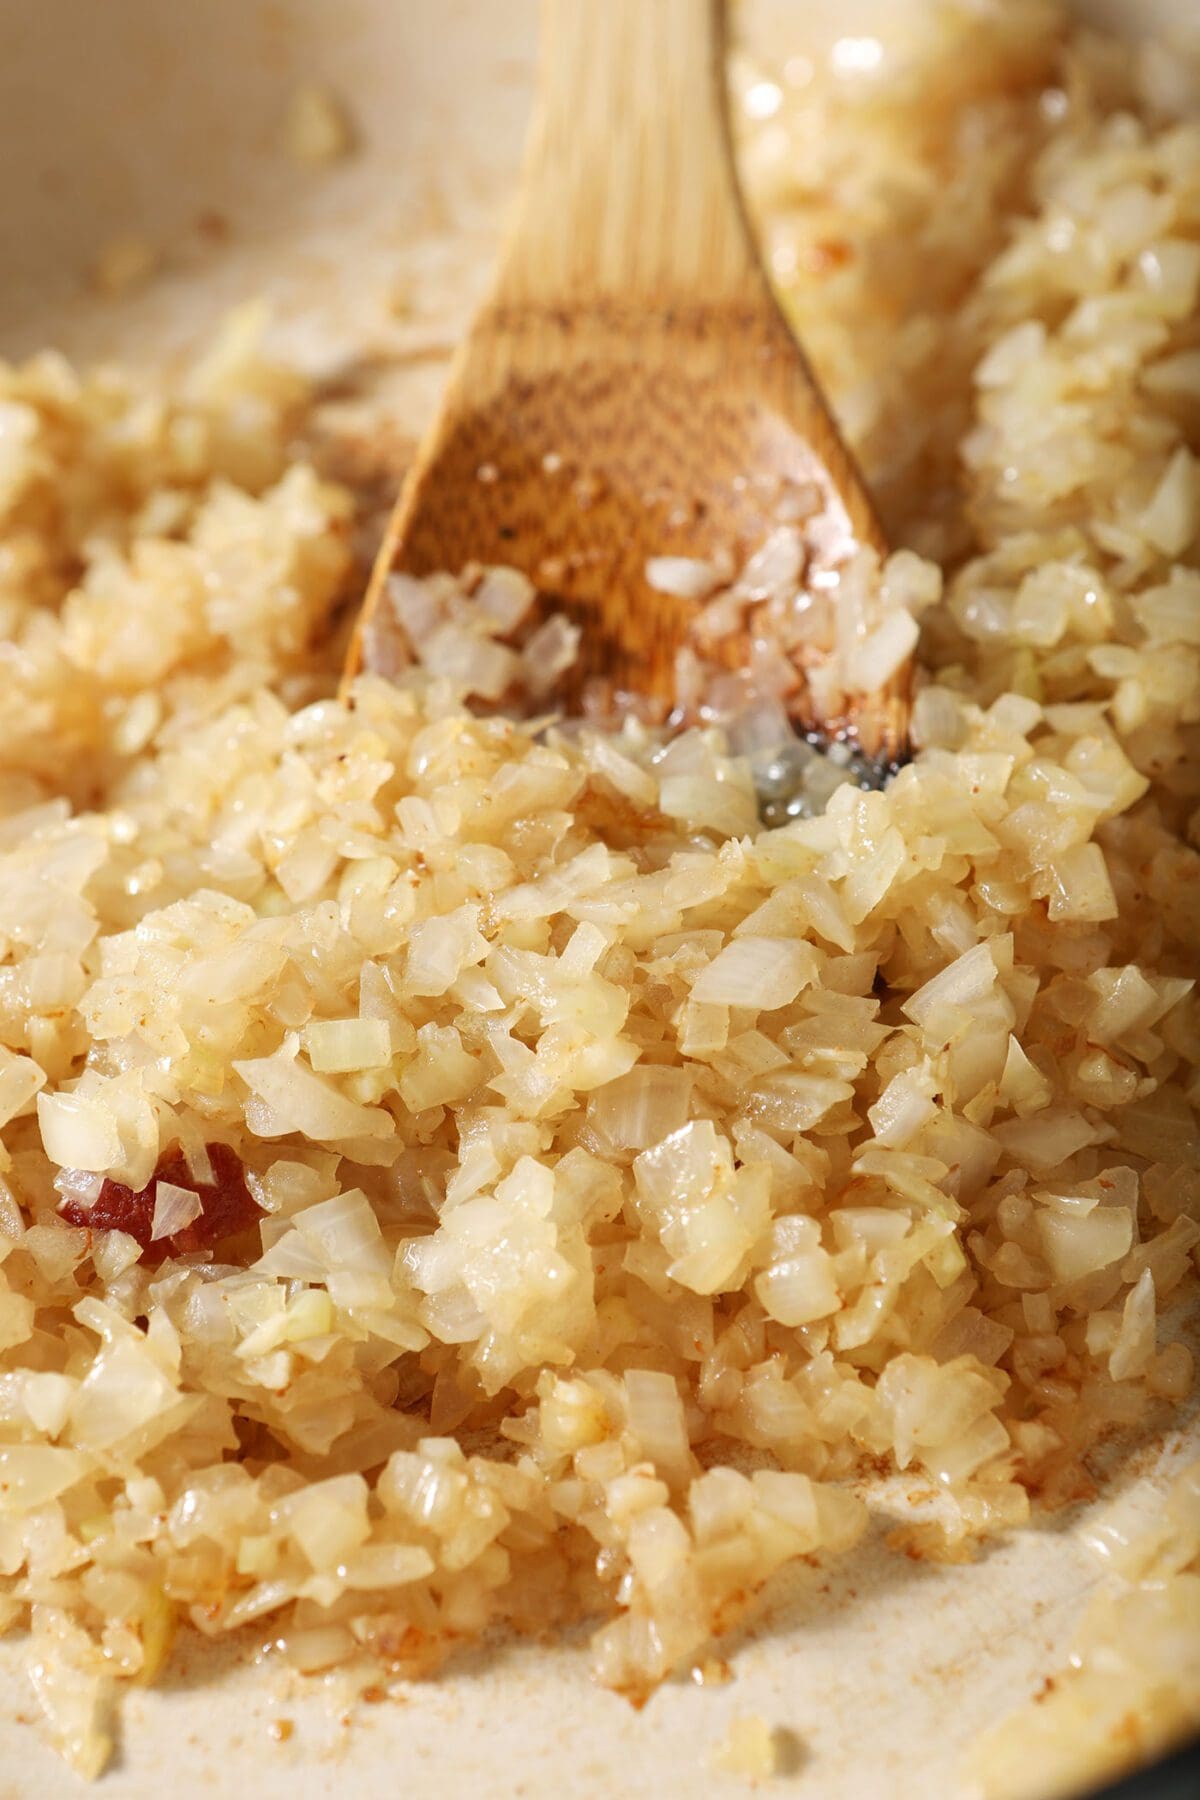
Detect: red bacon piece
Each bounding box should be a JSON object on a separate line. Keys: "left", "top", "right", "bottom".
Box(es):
{"left": 60, "top": 1142, "right": 262, "bottom": 1264}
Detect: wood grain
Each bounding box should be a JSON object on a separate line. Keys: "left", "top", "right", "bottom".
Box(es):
{"left": 346, "top": 0, "right": 909, "bottom": 765}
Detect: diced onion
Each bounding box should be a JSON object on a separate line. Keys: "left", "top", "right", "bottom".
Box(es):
{"left": 645, "top": 556, "right": 720, "bottom": 600}
{"left": 304, "top": 1017, "right": 393, "bottom": 1073}
{"left": 37, "top": 1092, "right": 121, "bottom": 1174}
{"left": 691, "top": 937, "right": 817, "bottom": 1009}
{"left": 150, "top": 1182, "right": 204, "bottom": 1242}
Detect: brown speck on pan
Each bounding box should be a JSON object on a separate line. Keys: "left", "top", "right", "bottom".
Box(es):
{"left": 195, "top": 210, "right": 231, "bottom": 243}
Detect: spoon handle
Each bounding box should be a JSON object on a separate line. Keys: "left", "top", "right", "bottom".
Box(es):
{"left": 493, "top": 0, "right": 765, "bottom": 309}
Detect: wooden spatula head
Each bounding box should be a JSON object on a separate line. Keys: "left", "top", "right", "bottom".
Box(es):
{"left": 346, "top": 0, "right": 908, "bottom": 769}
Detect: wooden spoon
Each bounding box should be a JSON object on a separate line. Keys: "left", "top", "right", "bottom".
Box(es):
{"left": 346, "top": 0, "right": 907, "bottom": 769}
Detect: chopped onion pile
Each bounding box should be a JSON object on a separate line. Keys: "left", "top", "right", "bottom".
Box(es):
{"left": 0, "top": 2, "right": 1197, "bottom": 1786}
